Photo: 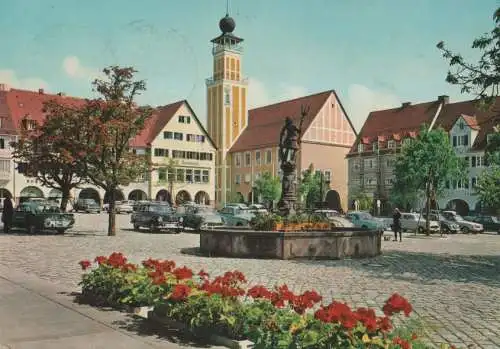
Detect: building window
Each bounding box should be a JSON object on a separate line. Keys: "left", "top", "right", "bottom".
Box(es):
{"left": 372, "top": 142, "right": 378, "bottom": 152}
{"left": 453, "top": 135, "right": 469, "bottom": 147}
{"left": 255, "top": 151, "right": 261, "bottom": 165}
{"left": 224, "top": 88, "right": 231, "bottom": 105}
{"left": 266, "top": 150, "right": 272, "bottom": 164}
{"left": 387, "top": 140, "right": 395, "bottom": 149}
{"left": 0, "top": 118, "right": 3, "bottom": 128}
{"left": 324, "top": 170, "right": 331, "bottom": 181}
{"left": 235, "top": 153, "right": 241, "bottom": 167}
{"left": 158, "top": 168, "right": 167, "bottom": 181}
{"left": 357, "top": 143, "right": 364, "bottom": 152}
{"left": 178, "top": 115, "right": 191, "bottom": 124}
{"left": 471, "top": 156, "right": 484, "bottom": 167}
{"left": 202, "top": 170, "right": 209, "bottom": 183}
{"left": 363, "top": 158, "right": 375, "bottom": 169}
{"left": 154, "top": 148, "right": 168, "bottom": 157}
{"left": 176, "top": 169, "right": 185, "bottom": 182}
{"left": 194, "top": 169, "right": 201, "bottom": 183}
{"left": 174, "top": 132, "right": 183, "bottom": 141}
{"left": 385, "top": 178, "right": 394, "bottom": 186}
{"left": 386, "top": 158, "right": 395, "bottom": 168}
{"left": 352, "top": 160, "right": 360, "bottom": 171}
{"left": 244, "top": 152, "right": 251, "bottom": 167}
{"left": 163, "top": 131, "right": 173, "bottom": 139}
{"left": 0, "top": 138, "right": 5, "bottom": 149}
{"left": 235, "top": 174, "right": 241, "bottom": 184}
{"left": 365, "top": 177, "right": 376, "bottom": 185}
{"left": 167, "top": 168, "right": 175, "bottom": 182}
{"left": 186, "top": 169, "right": 193, "bottom": 183}
{"left": 471, "top": 177, "right": 477, "bottom": 188}
{"left": 0, "top": 160, "right": 10, "bottom": 172}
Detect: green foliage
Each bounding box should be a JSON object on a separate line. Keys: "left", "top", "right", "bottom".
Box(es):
{"left": 77, "top": 66, "right": 154, "bottom": 235}
{"left": 351, "top": 190, "right": 373, "bottom": 211}
{"left": 11, "top": 101, "right": 87, "bottom": 211}
{"left": 437, "top": 7, "right": 499, "bottom": 105}
{"left": 250, "top": 213, "right": 283, "bottom": 231}
{"left": 254, "top": 172, "right": 281, "bottom": 205}
{"left": 392, "top": 127, "right": 466, "bottom": 209}
{"left": 476, "top": 165, "right": 500, "bottom": 213}
{"left": 299, "top": 164, "right": 329, "bottom": 209}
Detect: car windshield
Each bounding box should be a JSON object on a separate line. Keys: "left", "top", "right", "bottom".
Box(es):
{"left": 492, "top": 217, "right": 500, "bottom": 223}
{"left": 149, "top": 205, "right": 171, "bottom": 214}
{"left": 196, "top": 207, "right": 217, "bottom": 215}
{"left": 454, "top": 214, "right": 465, "bottom": 221}
{"left": 320, "top": 211, "right": 336, "bottom": 218}
{"left": 359, "top": 213, "right": 373, "bottom": 220}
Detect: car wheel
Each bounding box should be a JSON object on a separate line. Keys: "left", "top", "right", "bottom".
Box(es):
{"left": 149, "top": 224, "right": 158, "bottom": 233}
{"left": 236, "top": 222, "right": 243, "bottom": 227}
{"left": 442, "top": 226, "right": 450, "bottom": 234}
{"left": 56, "top": 229, "right": 65, "bottom": 234}
{"left": 133, "top": 224, "right": 140, "bottom": 231}
{"left": 461, "top": 226, "right": 470, "bottom": 234}
{"left": 418, "top": 226, "right": 425, "bottom": 234}
{"left": 28, "top": 224, "right": 37, "bottom": 235}
{"left": 361, "top": 225, "right": 368, "bottom": 229}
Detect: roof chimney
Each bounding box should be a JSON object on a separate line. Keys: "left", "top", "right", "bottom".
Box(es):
{"left": 402, "top": 102, "right": 412, "bottom": 107}
{"left": 438, "top": 95, "right": 449, "bottom": 104}
{"left": 38, "top": 88, "right": 44, "bottom": 94}
{"left": 0, "top": 83, "right": 10, "bottom": 91}
{"left": 57, "top": 92, "right": 66, "bottom": 97}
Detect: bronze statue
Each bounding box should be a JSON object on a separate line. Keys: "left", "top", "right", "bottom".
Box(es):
{"left": 277, "top": 105, "right": 310, "bottom": 217}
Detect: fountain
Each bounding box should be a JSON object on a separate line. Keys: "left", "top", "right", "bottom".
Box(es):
{"left": 199, "top": 106, "right": 382, "bottom": 260}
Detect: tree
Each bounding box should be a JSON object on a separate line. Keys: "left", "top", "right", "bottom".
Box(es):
{"left": 476, "top": 165, "right": 500, "bottom": 214}
{"left": 78, "top": 66, "right": 153, "bottom": 236}
{"left": 391, "top": 127, "right": 466, "bottom": 234}
{"left": 437, "top": 7, "right": 499, "bottom": 106}
{"left": 11, "top": 101, "right": 88, "bottom": 211}
{"left": 254, "top": 172, "right": 281, "bottom": 208}
{"left": 350, "top": 190, "right": 373, "bottom": 211}
{"left": 299, "top": 164, "right": 329, "bottom": 209}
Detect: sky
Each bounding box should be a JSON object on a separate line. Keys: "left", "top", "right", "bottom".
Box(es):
{"left": 0, "top": 0, "right": 497, "bottom": 132}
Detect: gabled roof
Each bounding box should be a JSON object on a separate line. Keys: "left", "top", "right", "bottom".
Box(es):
{"left": 0, "top": 88, "right": 85, "bottom": 134}
{"left": 461, "top": 115, "right": 480, "bottom": 130}
{"left": 348, "top": 100, "right": 442, "bottom": 155}
{"left": 229, "top": 90, "right": 350, "bottom": 152}
{"left": 130, "top": 100, "right": 216, "bottom": 149}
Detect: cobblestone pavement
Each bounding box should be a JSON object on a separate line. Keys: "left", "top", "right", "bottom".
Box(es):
{"left": 0, "top": 213, "right": 499, "bottom": 348}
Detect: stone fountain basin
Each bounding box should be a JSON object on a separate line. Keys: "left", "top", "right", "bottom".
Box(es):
{"left": 199, "top": 227, "right": 382, "bottom": 260}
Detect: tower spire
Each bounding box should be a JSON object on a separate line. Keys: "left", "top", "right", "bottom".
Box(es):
{"left": 226, "top": 0, "right": 230, "bottom": 15}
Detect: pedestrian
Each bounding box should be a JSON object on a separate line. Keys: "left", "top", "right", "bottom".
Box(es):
{"left": 2, "top": 195, "right": 14, "bottom": 234}
{"left": 392, "top": 207, "right": 402, "bottom": 242}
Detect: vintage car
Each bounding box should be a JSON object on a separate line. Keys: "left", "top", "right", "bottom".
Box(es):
{"left": 116, "top": 200, "right": 134, "bottom": 214}
{"left": 177, "top": 205, "right": 225, "bottom": 231}
{"left": 469, "top": 215, "right": 500, "bottom": 233}
{"left": 131, "top": 202, "right": 182, "bottom": 233}
{"left": 248, "top": 204, "right": 268, "bottom": 215}
{"left": 219, "top": 205, "right": 255, "bottom": 227}
{"left": 313, "top": 209, "right": 354, "bottom": 228}
{"left": 345, "top": 211, "right": 385, "bottom": 232}
{"left": 442, "top": 210, "right": 484, "bottom": 234}
{"left": 11, "top": 201, "right": 75, "bottom": 234}
{"left": 400, "top": 212, "right": 440, "bottom": 234}
{"left": 425, "top": 213, "right": 460, "bottom": 234}
{"left": 73, "top": 199, "right": 101, "bottom": 213}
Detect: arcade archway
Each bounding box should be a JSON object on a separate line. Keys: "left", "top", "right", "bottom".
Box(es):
{"left": 445, "top": 199, "right": 470, "bottom": 217}
{"left": 176, "top": 190, "right": 191, "bottom": 205}
{"left": 194, "top": 191, "right": 210, "bottom": 205}
{"left": 128, "top": 189, "right": 148, "bottom": 201}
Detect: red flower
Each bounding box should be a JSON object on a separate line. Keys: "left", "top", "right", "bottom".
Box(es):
{"left": 355, "top": 307, "right": 377, "bottom": 332}
{"left": 170, "top": 284, "right": 192, "bottom": 301}
{"left": 79, "top": 260, "right": 91, "bottom": 270}
{"left": 122, "top": 263, "right": 137, "bottom": 272}
{"left": 393, "top": 336, "right": 411, "bottom": 349}
{"left": 377, "top": 316, "right": 393, "bottom": 332}
{"left": 173, "top": 266, "right": 193, "bottom": 280}
{"left": 382, "top": 293, "right": 413, "bottom": 317}
{"left": 198, "top": 269, "right": 209, "bottom": 279}
{"left": 107, "top": 252, "right": 127, "bottom": 268}
{"left": 411, "top": 333, "right": 418, "bottom": 340}
{"left": 247, "top": 285, "right": 273, "bottom": 300}
{"left": 94, "top": 256, "right": 107, "bottom": 265}
{"left": 314, "top": 301, "right": 358, "bottom": 330}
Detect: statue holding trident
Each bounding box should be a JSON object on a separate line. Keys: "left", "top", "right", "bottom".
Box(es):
{"left": 277, "top": 105, "right": 310, "bottom": 217}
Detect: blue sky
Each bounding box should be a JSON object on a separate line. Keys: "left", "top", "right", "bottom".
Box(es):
{"left": 0, "top": 0, "right": 497, "bottom": 131}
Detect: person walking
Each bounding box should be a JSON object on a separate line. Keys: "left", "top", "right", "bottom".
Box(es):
{"left": 2, "top": 195, "right": 14, "bottom": 234}
{"left": 392, "top": 207, "right": 402, "bottom": 242}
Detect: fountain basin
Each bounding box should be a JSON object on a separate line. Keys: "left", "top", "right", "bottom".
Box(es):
{"left": 199, "top": 228, "right": 382, "bottom": 260}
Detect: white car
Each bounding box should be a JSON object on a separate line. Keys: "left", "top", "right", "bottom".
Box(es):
{"left": 441, "top": 211, "right": 484, "bottom": 234}
{"left": 248, "top": 204, "right": 268, "bottom": 214}
{"left": 115, "top": 200, "right": 134, "bottom": 214}
{"left": 400, "top": 213, "right": 440, "bottom": 234}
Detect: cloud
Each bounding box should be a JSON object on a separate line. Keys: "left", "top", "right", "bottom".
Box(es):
{"left": 247, "top": 77, "right": 308, "bottom": 109}
{"left": 345, "top": 84, "right": 401, "bottom": 133}
{"left": 0, "top": 69, "right": 49, "bottom": 90}
{"left": 62, "top": 55, "right": 101, "bottom": 80}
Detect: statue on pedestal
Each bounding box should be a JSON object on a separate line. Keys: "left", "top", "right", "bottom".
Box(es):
{"left": 277, "top": 105, "right": 310, "bottom": 217}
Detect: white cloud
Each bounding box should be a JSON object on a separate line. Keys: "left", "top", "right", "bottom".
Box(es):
{"left": 62, "top": 55, "right": 101, "bottom": 80}
{"left": 0, "top": 69, "right": 49, "bottom": 90}
{"left": 345, "top": 84, "right": 401, "bottom": 133}
{"left": 247, "top": 77, "right": 308, "bottom": 109}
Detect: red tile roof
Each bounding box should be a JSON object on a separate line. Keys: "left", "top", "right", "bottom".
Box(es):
{"left": 347, "top": 100, "right": 442, "bottom": 155}
{"left": 348, "top": 96, "right": 500, "bottom": 156}
{"left": 130, "top": 100, "right": 184, "bottom": 147}
{"left": 229, "top": 90, "right": 335, "bottom": 152}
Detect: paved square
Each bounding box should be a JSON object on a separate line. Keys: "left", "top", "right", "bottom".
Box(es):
{"left": 0, "top": 213, "right": 499, "bottom": 348}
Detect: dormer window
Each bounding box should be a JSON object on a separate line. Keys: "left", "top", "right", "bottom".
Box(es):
{"left": 458, "top": 120, "right": 465, "bottom": 130}
{"left": 357, "top": 143, "right": 364, "bottom": 152}
{"left": 372, "top": 142, "right": 378, "bottom": 152}
{"left": 178, "top": 115, "right": 191, "bottom": 124}
{"left": 387, "top": 140, "right": 395, "bottom": 149}
{"left": 21, "top": 118, "right": 36, "bottom": 130}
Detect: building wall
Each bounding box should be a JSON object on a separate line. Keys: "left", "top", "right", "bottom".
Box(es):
{"left": 149, "top": 103, "right": 216, "bottom": 205}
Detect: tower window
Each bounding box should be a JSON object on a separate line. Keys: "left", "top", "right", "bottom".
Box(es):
{"left": 224, "top": 88, "right": 231, "bottom": 105}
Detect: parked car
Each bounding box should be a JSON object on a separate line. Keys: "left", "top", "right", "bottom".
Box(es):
{"left": 425, "top": 213, "right": 460, "bottom": 234}
{"left": 73, "top": 199, "right": 101, "bottom": 213}
{"left": 131, "top": 202, "right": 182, "bottom": 233}
{"left": 177, "top": 205, "right": 225, "bottom": 231}
{"left": 11, "top": 200, "right": 75, "bottom": 234}
{"left": 116, "top": 200, "right": 134, "bottom": 214}
{"left": 400, "top": 213, "right": 440, "bottom": 234}
{"left": 441, "top": 211, "right": 484, "bottom": 234}
{"left": 345, "top": 211, "right": 385, "bottom": 232}
{"left": 248, "top": 204, "right": 268, "bottom": 215}
{"left": 219, "top": 205, "right": 255, "bottom": 227}
{"left": 133, "top": 200, "right": 149, "bottom": 212}
{"left": 314, "top": 210, "right": 354, "bottom": 228}
{"left": 469, "top": 215, "right": 500, "bottom": 233}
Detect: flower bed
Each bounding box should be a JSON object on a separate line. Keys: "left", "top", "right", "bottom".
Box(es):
{"left": 251, "top": 213, "right": 332, "bottom": 232}
{"left": 78, "top": 252, "right": 459, "bottom": 349}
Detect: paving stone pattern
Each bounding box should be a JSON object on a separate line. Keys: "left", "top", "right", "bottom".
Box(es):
{"left": 0, "top": 213, "right": 499, "bottom": 348}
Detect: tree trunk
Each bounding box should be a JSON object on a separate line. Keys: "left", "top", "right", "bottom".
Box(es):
{"left": 107, "top": 189, "right": 116, "bottom": 236}
{"left": 60, "top": 187, "right": 71, "bottom": 212}
{"left": 425, "top": 179, "right": 432, "bottom": 236}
